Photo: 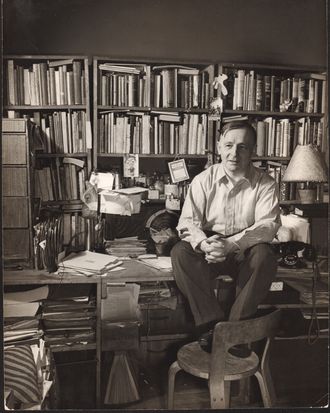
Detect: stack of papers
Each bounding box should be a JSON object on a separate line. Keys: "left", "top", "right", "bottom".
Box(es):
{"left": 4, "top": 286, "right": 49, "bottom": 318}
{"left": 4, "top": 287, "right": 49, "bottom": 346}
{"left": 58, "top": 250, "right": 122, "bottom": 276}
{"left": 105, "top": 237, "right": 147, "bottom": 258}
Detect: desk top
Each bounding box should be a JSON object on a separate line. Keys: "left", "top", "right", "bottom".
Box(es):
{"left": 3, "top": 260, "right": 174, "bottom": 285}
{"left": 3, "top": 261, "right": 327, "bottom": 286}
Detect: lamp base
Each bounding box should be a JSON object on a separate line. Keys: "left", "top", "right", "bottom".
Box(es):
{"left": 298, "top": 188, "right": 316, "bottom": 204}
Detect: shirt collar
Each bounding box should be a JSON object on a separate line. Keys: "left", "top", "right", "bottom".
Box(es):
{"left": 215, "top": 163, "right": 257, "bottom": 187}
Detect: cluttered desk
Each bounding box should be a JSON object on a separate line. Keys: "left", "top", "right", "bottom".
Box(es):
{"left": 3, "top": 250, "right": 328, "bottom": 408}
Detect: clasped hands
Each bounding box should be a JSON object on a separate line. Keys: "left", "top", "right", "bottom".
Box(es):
{"left": 179, "top": 228, "right": 237, "bottom": 263}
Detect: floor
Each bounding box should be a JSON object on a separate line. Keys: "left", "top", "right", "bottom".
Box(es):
{"left": 54, "top": 337, "right": 329, "bottom": 410}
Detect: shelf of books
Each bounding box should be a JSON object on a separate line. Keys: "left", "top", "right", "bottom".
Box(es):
{"left": 3, "top": 55, "right": 92, "bottom": 169}
{"left": 215, "top": 63, "right": 328, "bottom": 203}
{"left": 93, "top": 58, "right": 218, "bottom": 168}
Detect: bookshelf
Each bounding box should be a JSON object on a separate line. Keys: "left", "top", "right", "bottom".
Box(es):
{"left": 3, "top": 55, "right": 93, "bottom": 258}
{"left": 215, "top": 62, "right": 328, "bottom": 203}
{"left": 92, "top": 57, "right": 217, "bottom": 197}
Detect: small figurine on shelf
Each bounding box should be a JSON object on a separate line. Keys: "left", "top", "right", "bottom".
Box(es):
{"left": 210, "top": 73, "right": 228, "bottom": 115}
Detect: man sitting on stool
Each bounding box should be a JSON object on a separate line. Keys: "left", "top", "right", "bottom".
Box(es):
{"left": 171, "top": 120, "right": 280, "bottom": 357}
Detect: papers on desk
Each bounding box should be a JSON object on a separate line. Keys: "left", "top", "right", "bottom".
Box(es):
{"left": 58, "top": 250, "right": 122, "bottom": 276}
{"left": 139, "top": 256, "right": 173, "bottom": 271}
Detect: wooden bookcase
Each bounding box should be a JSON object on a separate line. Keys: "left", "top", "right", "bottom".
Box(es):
{"left": 2, "top": 55, "right": 93, "bottom": 260}
{"left": 215, "top": 62, "right": 328, "bottom": 204}
{"left": 92, "top": 57, "right": 217, "bottom": 196}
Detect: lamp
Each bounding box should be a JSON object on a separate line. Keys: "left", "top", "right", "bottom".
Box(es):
{"left": 282, "top": 144, "right": 328, "bottom": 203}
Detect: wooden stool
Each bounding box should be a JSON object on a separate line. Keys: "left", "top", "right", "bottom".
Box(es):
{"left": 168, "top": 309, "right": 281, "bottom": 409}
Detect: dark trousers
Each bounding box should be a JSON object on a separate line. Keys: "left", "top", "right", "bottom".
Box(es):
{"left": 171, "top": 241, "right": 277, "bottom": 326}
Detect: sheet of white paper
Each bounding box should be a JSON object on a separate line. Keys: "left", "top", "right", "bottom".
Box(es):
{"left": 97, "top": 172, "right": 114, "bottom": 190}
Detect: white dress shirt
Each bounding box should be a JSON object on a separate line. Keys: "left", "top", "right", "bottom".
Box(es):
{"left": 177, "top": 162, "right": 281, "bottom": 252}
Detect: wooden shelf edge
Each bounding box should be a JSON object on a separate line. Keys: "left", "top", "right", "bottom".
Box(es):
{"left": 223, "top": 109, "right": 324, "bottom": 118}
{"left": 4, "top": 105, "right": 87, "bottom": 110}
{"left": 49, "top": 342, "right": 96, "bottom": 352}
{"left": 97, "top": 153, "right": 207, "bottom": 158}
{"left": 35, "top": 152, "right": 88, "bottom": 158}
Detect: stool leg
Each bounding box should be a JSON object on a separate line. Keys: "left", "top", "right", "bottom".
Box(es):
{"left": 167, "top": 361, "right": 182, "bottom": 409}
{"left": 210, "top": 379, "right": 230, "bottom": 409}
{"left": 237, "top": 377, "right": 250, "bottom": 405}
{"left": 254, "top": 370, "right": 273, "bottom": 407}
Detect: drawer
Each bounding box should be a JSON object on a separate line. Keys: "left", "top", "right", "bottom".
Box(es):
{"left": 2, "top": 167, "right": 28, "bottom": 196}
{"left": 3, "top": 229, "right": 31, "bottom": 261}
{"left": 3, "top": 198, "right": 29, "bottom": 228}
{"left": 2, "top": 134, "right": 27, "bottom": 165}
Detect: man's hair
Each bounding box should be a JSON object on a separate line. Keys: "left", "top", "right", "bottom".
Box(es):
{"left": 218, "top": 120, "right": 257, "bottom": 145}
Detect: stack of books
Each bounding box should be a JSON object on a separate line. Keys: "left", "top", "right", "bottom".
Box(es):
{"left": 105, "top": 237, "right": 147, "bottom": 258}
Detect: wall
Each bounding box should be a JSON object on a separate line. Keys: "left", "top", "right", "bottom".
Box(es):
{"left": 3, "top": 0, "right": 327, "bottom": 68}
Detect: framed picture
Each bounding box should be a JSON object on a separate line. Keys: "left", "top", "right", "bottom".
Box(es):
{"left": 168, "top": 159, "right": 189, "bottom": 183}
{"left": 123, "top": 154, "right": 139, "bottom": 178}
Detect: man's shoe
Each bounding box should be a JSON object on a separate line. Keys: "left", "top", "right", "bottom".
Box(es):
{"left": 228, "top": 344, "right": 252, "bottom": 358}
{"left": 198, "top": 329, "right": 213, "bottom": 353}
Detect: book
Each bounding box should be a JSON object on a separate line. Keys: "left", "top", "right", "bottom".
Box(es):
{"left": 61, "top": 250, "right": 120, "bottom": 274}
{"left": 99, "top": 63, "right": 144, "bottom": 75}
{"left": 48, "top": 58, "right": 74, "bottom": 67}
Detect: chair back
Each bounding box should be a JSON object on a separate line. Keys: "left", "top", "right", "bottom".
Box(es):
{"left": 213, "top": 308, "right": 282, "bottom": 351}
{"left": 208, "top": 309, "right": 281, "bottom": 393}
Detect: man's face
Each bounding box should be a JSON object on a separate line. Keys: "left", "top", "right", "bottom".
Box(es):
{"left": 217, "top": 127, "right": 255, "bottom": 175}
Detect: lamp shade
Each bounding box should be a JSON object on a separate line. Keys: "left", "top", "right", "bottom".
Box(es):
{"left": 282, "top": 144, "right": 328, "bottom": 182}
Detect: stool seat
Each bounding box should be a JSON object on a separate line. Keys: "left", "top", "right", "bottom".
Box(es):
{"left": 177, "top": 341, "right": 259, "bottom": 381}
{"left": 168, "top": 309, "right": 282, "bottom": 409}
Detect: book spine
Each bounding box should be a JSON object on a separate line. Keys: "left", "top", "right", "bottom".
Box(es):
{"left": 263, "top": 75, "right": 271, "bottom": 111}
{"left": 307, "top": 79, "right": 315, "bottom": 113}
{"left": 7, "top": 60, "right": 16, "bottom": 105}
{"left": 236, "top": 70, "right": 245, "bottom": 110}
{"left": 73, "top": 61, "right": 82, "bottom": 104}
{"left": 255, "top": 74, "right": 263, "bottom": 111}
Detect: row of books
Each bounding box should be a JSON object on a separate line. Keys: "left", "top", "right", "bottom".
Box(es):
{"left": 97, "top": 112, "right": 207, "bottom": 155}
{"left": 29, "top": 111, "right": 87, "bottom": 154}
{"left": 152, "top": 67, "right": 210, "bottom": 108}
{"left": 254, "top": 117, "right": 324, "bottom": 157}
{"left": 34, "top": 158, "right": 86, "bottom": 201}
{"left": 223, "top": 69, "right": 326, "bottom": 113}
{"left": 98, "top": 63, "right": 211, "bottom": 109}
{"left": 99, "top": 62, "right": 151, "bottom": 107}
{"left": 254, "top": 161, "right": 296, "bottom": 201}
{"left": 6, "top": 59, "right": 86, "bottom": 106}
